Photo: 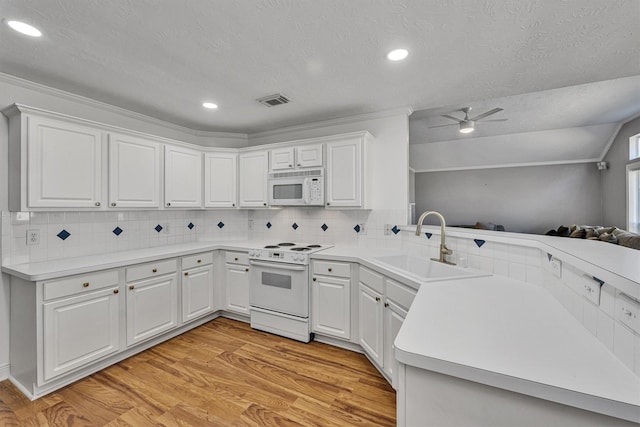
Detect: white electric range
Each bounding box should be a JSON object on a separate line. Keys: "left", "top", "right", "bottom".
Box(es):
{"left": 248, "top": 242, "right": 332, "bottom": 342}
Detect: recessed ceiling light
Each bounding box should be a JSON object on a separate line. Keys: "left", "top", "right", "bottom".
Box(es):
{"left": 202, "top": 102, "right": 218, "bottom": 109}
{"left": 387, "top": 48, "right": 408, "bottom": 61}
{"left": 6, "top": 20, "right": 42, "bottom": 37}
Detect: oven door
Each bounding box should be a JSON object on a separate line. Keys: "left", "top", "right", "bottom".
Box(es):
{"left": 249, "top": 260, "right": 309, "bottom": 318}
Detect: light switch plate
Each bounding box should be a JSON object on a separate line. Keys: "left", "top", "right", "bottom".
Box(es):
{"left": 580, "top": 275, "right": 601, "bottom": 305}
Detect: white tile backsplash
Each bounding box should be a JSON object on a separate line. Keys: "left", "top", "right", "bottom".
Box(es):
{"left": 3, "top": 209, "right": 249, "bottom": 264}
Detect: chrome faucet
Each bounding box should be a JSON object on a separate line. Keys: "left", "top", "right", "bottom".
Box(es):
{"left": 415, "top": 210, "right": 455, "bottom": 265}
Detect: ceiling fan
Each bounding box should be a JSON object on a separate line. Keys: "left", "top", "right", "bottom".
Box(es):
{"left": 429, "top": 107, "right": 507, "bottom": 133}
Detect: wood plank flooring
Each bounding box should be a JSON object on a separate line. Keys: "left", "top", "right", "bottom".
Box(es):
{"left": 0, "top": 318, "right": 396, "bottom": 426}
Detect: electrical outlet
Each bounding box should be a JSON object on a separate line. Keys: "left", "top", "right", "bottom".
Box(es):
{"left": 550, "top": 257, "right": 562, "bottom": 278}
{"left": 248, "top": 219, "right": 254, "bottom": 231}
{"left": 26, "top": 229, "right": 40, "bottom": 245}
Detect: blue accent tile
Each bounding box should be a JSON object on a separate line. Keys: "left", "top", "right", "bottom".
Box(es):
{"left": 425, "top": 232, "right": 432, "bottom": 239}
{"left": 266, "top": 222, "right": 272, "bottom": 229}
{"left": 321, "top": 223, "right": 328, "bottom": 231}
{"left": 474, "top": 239, "right": 486, "bottom": 248}
{"left": 155, "top": 224, "right": 163, "bottom": 233}
{"left": 112, "top": 226, "right": 123, "bottom": 236}
{"left": 592, "top": 276, "right": 605, "bottom": 286}
{"left": 547, "top": 253, "right": 553, "bottom": 261}
{"left": 292, "top": 222, "right": 298, "bottom": 230}
{"left": 217, "top": 221, "right": 225, "bottom": 229}
{"left": 187, "top": 222, "right": 195, "bottom": 230}
{"left": 354, "top": 224, "right": 361, "bottom": 233}
{"left": 57, "top": 229, "right": 70, "bottom": 240}
{"left": 391, "top": 225, "right": 400, "bottom": 235}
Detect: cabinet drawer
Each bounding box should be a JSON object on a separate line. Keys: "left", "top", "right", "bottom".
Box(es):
{"left": 225, "top": 251, "right": 249, "bottom": 265}
{"left": 126, "top": 259, "right": 177, "bottom": 282}
{"left": 182, "top": 252, "right": 213, "bottom": 270}
{"left": 385, "top": 278, "right": 416, "bottom": 311}
{"left": 313, "top": 260, "right": 350, "bottom": 278}
{"left": 44, "top": 270, "right": 119, "bottom": 301}
{"left": 359, "top": 266, "right": 383, "bottom": 293}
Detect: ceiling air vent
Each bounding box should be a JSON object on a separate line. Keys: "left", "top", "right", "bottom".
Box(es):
{"left": 257, "top": 93, "right": 291, "bottom": 107}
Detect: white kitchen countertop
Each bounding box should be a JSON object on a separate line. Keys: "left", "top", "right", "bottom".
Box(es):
{"left": 1, "top": 240, "right": 264, "bottom": 281}
{"left": 395, "top": 275, "right": 640, "bottom": 423}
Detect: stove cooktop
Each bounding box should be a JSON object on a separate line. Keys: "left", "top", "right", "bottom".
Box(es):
{"left": 249, "top": 242, "right": 332, "bottom": 264}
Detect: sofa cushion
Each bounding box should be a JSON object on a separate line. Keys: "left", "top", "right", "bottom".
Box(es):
{"left": 612, "top": 229, "right": 640, "bottom": 250}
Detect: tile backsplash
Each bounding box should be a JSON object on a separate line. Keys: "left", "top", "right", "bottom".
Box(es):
{"left": 2, "top": 210, "right": 249, "bottom": 264}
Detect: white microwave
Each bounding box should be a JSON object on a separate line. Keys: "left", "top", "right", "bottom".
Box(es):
{"left": 268, "top": 168, "right": 324, "bottom": 206}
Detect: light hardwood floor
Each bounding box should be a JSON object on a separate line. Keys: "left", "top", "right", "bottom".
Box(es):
{"left": 0, "top": 318, "right": 396, "bottom": 426}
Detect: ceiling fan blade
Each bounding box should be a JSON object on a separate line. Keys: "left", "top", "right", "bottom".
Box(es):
{"left": 428, "top": 123, "right": 458, "bottom": 129}
{"left": 469, "top": 107, "right": 503, "bottom": 121}
{"left": 441, "top": 114, "right": 462, "bottom": 123}
{"left": 481, "top": 118, "right": 508, "bottom": 122}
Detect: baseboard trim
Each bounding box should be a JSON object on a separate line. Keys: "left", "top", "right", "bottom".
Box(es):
{"left": 0, "top": 363, "right": 9, "bottom": 381}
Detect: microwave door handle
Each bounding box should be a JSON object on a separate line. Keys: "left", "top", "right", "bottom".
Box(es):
{"left": 303, "top": 178, "right": 310, "bottom": 204}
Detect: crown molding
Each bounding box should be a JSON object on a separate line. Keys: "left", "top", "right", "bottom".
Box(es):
{"left": 249, "top": 106, "right": 413, "bottom": 141}
{"left": 0, "top": 72, "right": 248, "bottom": 141}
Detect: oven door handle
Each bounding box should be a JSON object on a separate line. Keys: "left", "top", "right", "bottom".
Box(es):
{"left": 249, "top": 260, "right": 307, "bottom": 271}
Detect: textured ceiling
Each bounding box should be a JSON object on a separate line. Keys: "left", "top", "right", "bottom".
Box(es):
{"left": 0, "top": 0, "right": 638, "bottom": 134}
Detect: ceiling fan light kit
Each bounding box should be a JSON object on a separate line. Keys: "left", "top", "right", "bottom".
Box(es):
{"left": 459, "top": 121, "right": 475, "bottom": 133}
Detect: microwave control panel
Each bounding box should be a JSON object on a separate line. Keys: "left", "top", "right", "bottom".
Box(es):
{"left": 309, "top": 178, "right": 323, "bottom": 203}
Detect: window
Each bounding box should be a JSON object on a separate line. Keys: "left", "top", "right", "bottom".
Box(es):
{"left": 628, "top": 161, "right": 640, "bottom": 233}
{"left": 630, "top": 133, "right": 640, "bottom": 160}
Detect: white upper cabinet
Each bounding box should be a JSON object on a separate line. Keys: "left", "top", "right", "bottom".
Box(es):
{"left": 270, "top": 144, "right": 323, "bottom": 171}
{"left": 326, "top": 133, "right": 371, "bottom": 208}
{"left": 239, "top": 151, "right": 269, "bottom": 208}
{"left": 164, "top": 145, "right": 203, "bottom": 208}
{"left": 270, "top": 147, "right": 295, "bottom": 170}
{"left": 296, "top": 143, "right": 323, "bottom": 168}
{"left": 108, "top": 133, "right": 161, "bottom": 208}
{"left": 204, "top": 152, "right": 237, "bottom": 208}
{"left": 7, "top": 110, "right": 105, "bottom": 210}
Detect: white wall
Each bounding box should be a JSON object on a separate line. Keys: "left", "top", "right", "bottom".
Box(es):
{"left": 414, "top": 163, "right": 603, "bottom": 234}
{"left": 603, "top": 116, "right": 640, "bottom": 228}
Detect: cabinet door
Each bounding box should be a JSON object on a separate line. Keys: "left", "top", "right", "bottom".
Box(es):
{"left": 358, "top": 283, "right": 383, "bottom": 366}
{"left": 108, "top": 133, "right": 160, "bottom": 208}
{"left": 126, "top": 274, "right": 178, "bottom": 346}
{"left": 271, "top": 147, "right": 295, "bottom": 171}
{"left": 43, "top": 287, "right": 120, "bottom": 381}
{"left": 296, "top": 144, "right": 323, "bottom": 168}
{"left": 239, "top": 151, "right": 268, "bottom": 207}
{"left": 164, "top": 145, "right": 202, "bottom": 208}
{"left": 225, "top": 264, "right": 250, "bottom": 315}
{"left": 383, "top": 299, "right": 408, "bottom": 387}
{"left": 326, "top": 138, "right": 362, "bottom": 207}
{"left": 27, "top": 115, "right": 103, "bottom": 208}
{"left": 204, "top": 152, "right": 237, "bottom": 208}
{"left": 312, "top": 275, "right": 350, "bottom": 339}
{"left": 182, "top": 265, "right": 215, "bottom": 323}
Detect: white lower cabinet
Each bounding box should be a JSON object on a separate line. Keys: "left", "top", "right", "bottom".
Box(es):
{"left": 43, "top": 282, "right": 120, "bottom": 381}
{"left": 359, "top": 282, "right": 384, "bottom": 366}
{"left": 383, "top": 299, "right": 408, "bottom": 383}
{"left": 311, "top": 261, "right": 351, "bottom": 340}
{"left": 125, "top": 260, "right": 179, "bottom": 346}
{"left": 358, "top": 267, "right": 416, "bottom": 386}
{"left": 181, "top": 252, "right": 215, "bottom": 323}
{"left": 224, "top": 251, "right": 250, "bottom": 315}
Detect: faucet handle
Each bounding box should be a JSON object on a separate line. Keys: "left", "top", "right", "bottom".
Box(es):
{"left": 441, "top": 244, "right": 453, "bottom": 255}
